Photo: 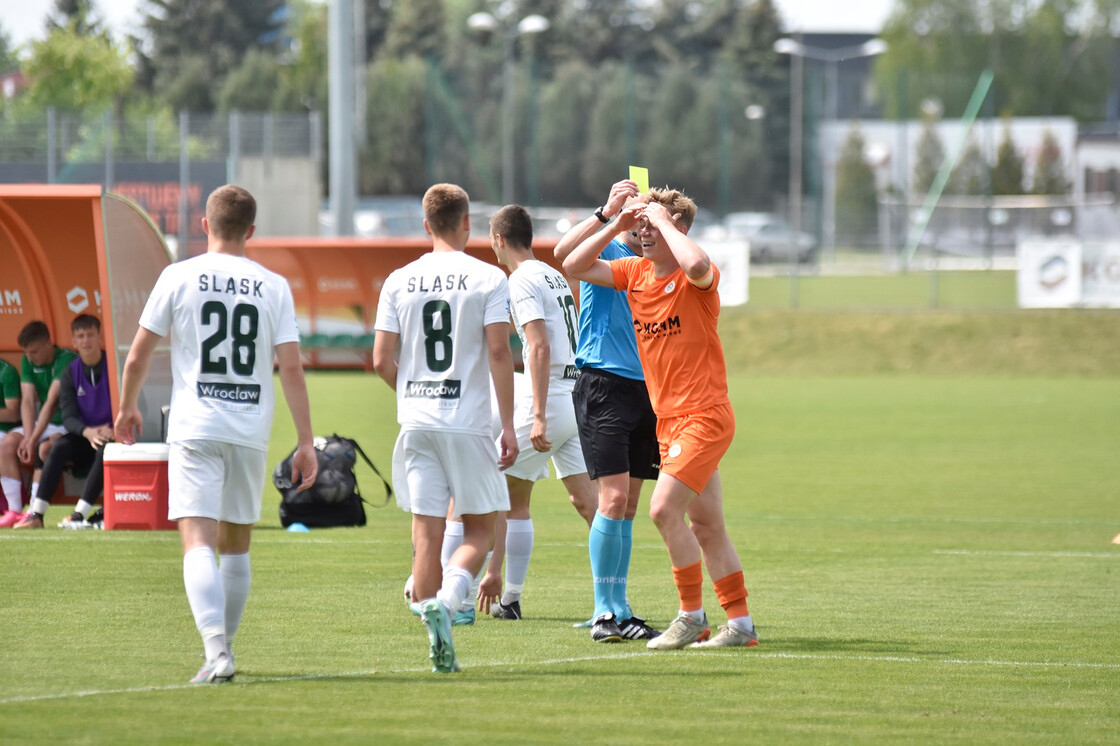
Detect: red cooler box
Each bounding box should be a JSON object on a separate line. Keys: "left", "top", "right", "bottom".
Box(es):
{"left": 103, "top": 443, "right": 176, "bottom": 530}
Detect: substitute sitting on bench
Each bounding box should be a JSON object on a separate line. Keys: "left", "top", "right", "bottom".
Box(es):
{"left": 15, "top": 315, "right": 112, "bottom": 529}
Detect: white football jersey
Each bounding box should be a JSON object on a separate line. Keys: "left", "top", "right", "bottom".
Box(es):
{"left": 139, "top": 252, "right": 299, "bottom": 450}
{"left": 508, "top": 259, "right": 579, "bottom": 384}
{"left": 375, "top": 251, "right": 510, "bottom": 435}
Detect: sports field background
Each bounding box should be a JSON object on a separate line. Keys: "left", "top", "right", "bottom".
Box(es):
{"left": 1, "top": 305, "right": 1117, "bottom": 744}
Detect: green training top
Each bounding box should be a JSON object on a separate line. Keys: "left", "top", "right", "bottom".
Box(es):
{"left": 20, "top": 347, "right": 79, "bottom": 426}
{"left": 0, "top": 359, "right": 20, "bottom": 433}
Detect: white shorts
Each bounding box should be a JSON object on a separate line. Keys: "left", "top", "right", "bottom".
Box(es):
{"left": 499, "top": 374, "right": 586, "bottom": 482}
{"left": 391, "top": 429, "right": 509, "bottom": 518}
{"left": 168, "top": 440, "right": 267, "bottom": 524}
{"left": 10, "top": 423, "right": 67, "bottom": 441}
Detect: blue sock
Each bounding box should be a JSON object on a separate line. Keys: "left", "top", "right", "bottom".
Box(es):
{"left": 613, "top": 519, "right": 634, "bottom": 619}
{"left": 589, "top": 512, "right": 623, "bottom": 618}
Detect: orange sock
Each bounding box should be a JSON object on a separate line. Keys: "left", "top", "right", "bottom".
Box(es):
{"left": 714, "top": 571, "right": 749, "bottom": 620}
{"left": 672, "top": 562, "right": 704, "bottom": 612}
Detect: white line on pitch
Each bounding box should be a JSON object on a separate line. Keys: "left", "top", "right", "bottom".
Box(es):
{"left": 933, "top": 549, "right": 1120, "bottom": 559}
{"left": 2, "top": 650, "right": 1116, "bottom": 706}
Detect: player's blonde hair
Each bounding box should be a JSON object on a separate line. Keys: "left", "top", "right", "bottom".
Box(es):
{"left": 423, "top": 183, "right": 470, "bottom": 236}
{"left": 648, "top": 187, "right": 697, "bottom": 230}
{"left": 205, "top": 185, "right": 256, "bottom": 240}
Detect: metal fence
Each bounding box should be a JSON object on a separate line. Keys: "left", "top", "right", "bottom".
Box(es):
{"left": 0, "top": 109, "right": 322, "bottom": 257}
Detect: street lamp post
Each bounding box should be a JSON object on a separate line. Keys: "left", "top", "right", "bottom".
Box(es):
{"left": 468, "top": 11, "right": 550, "bottom": 205}
{"left": 774, "top": 37, "right": 888, "bottom": 264}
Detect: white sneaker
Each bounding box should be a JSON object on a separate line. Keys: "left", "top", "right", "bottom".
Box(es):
{"left": 190, "top": 652, "right": 235, "bottom": 684}
{"left": 645, "top": 612, "right": 711, "bottom": 650}
{"left": 691, "top": 624, "right": 759, "bottom": 648}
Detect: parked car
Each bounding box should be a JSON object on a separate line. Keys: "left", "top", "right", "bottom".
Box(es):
{"left": 717, "top": 212, "right": 818, "bottom": 264}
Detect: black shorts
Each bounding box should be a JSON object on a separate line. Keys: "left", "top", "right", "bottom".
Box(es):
{"left": 572, "top": 367, "right": 659, "bottom": 481}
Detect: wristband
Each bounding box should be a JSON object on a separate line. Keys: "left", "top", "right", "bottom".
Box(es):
{"left": 594, "top": 206, "right": 609, "bottom": 224}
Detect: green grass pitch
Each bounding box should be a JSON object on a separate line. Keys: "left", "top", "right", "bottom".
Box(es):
{"left": 1, "top": 367, "right": 1117, "bottom": 744}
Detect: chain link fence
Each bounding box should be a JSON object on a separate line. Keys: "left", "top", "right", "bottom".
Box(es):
{"left": 0, "top": 108, "right": 322, "bottom": 257}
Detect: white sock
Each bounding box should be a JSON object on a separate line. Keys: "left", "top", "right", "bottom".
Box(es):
{"left": 29, "top": 497, "right": 50, "bottom": 516}
{"left": 462, "top": 550, "right": 491, "bottom": 612}
{"left": 501, "top": 518, "right": 533, "bottom": 605}
{"left": 441, "top": 521, "right": 464, "bottom": 570}
{"left": 183, "top": 546, "right": 227, "bottom": 662}
{"left": 436, "top": 565, "right": 474, "bottom": 615}
{"left": 2, "top": 476, "right": 23, "bottom": 513}
{"left": 30, "top": 482, "right": 39, "bottom": 500}
{"left": 219, "top": 552, "right": 251, "bottom": 655}
{"left": 75, "top": 500, "right": 95, "bottom": 519}
{"left": 728, "top": 615, "right": 755, "bottom": 636}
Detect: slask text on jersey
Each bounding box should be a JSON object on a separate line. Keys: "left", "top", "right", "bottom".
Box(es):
{"left": 198, "top": 273, "right": 265, "bottom": 297}
{"left": 406, "top": 274, "right": 469, "bottom": 292}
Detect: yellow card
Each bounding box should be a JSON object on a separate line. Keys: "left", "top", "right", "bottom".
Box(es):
{"left": 629, "top": 166, "right": 649, "bottom": 194}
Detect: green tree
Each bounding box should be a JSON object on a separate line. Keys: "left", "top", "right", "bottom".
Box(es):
{"left": 21, "top": 25, "right": 133, "bottom": 110}
{"left": 360, "top": 56, "right": 427, "bottom": 194}
{"left": 536, "top": 60, "right": 596, "bottom": 204}
{"left": 217, "top": 49, "right": 287, "bottom": 113}
{"left": 835, "top": 125, "right": 879, "bottom": 240}
{"left": 581, "top": 63, "right": 635, "bottom": 200}
{"left": 46, "top": 0, "right": 106, "bottom": 37}
{"left": 876, "top": 0, "right": 1116, "bottom": 121}
{"left": 1031, "top": 129, "right": 1069, "bottom": 194}
{"left": 949, "top": 137, "right": 989, "bottom": 195}
{"left": 0, "top": 23, "right": 18, "bottom": 72}
{"left": 643, "top": 62, "right": 698, "bottom": 194}
{"left": 156, "top": 54, "right": 213, "bottom": 112}
{"left": 549, "top": 0, "right": 654, "bottom": 69}
{"left": 651, "top": 0, "right": 739, "bottom": 68}
{"left": 280, "top": 0, "right": 328, "bottom": 111}
{"left": 913, "top": 112, "right": 945, "bottom": 195}
{"left": 136, "top": 0, "right": 284, "bottom": 109}
{"left": 723, "top": 0, "right": 787, "bottom": 208}
{"left": 382, "top": 0, "right": 446, "bottom": 61}
{"left": 991, "top": 124, "right": 1025, "bottom": 195}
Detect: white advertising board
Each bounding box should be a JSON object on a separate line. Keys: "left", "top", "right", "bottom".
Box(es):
{"left": 1079, "top": 242, "right": 1120, "bottom": 308}
{"left": 1016, "top": 240, "right": 1082, "bottom": 308}
{"left": 699, "top": 240, "right": 749, "bottom": 307}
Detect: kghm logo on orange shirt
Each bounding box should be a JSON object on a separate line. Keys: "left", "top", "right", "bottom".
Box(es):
{"left": 633, "top": 316, "right": 681, "bottom": 338}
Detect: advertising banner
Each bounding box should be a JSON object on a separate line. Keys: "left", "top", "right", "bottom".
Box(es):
{"left": 1016, "top": 239, "right": 1082, "bottom": 308}
{"left": 1079, "top": 242, "right": 1120, "bottom": 308}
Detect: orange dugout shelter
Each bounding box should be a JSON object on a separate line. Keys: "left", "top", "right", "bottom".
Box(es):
{"left": 0, "top": 185, "right": 173, "bottom": 500}
{"left": 246, "top": 236, "right": 569, "bottom": 370}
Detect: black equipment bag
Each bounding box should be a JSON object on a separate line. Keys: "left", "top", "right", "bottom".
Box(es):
{"left": 273, "top": 434, "right": 392, "bottom": 528}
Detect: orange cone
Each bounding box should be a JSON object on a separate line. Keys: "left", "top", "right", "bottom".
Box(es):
{"left": 1113, "top": 533, "right": 1120, "bottom": 545}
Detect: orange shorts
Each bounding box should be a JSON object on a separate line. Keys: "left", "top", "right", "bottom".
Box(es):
{"left": 655, "top": 402, "right": 736, "bottom": 494}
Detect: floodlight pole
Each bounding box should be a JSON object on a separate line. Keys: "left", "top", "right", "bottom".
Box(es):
{"left": 329, "top": 0, "right": 356, "bottom": 236}
{"left": 787, "top": 39, "right": 803, "bottom": 308}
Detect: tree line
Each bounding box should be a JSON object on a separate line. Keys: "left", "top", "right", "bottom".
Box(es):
{"left": 0, "top": 0, "right": 1112, "bottom": 214}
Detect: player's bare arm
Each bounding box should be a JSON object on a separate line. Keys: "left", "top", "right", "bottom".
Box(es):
{"left": 563, "top": 204, "right": 642, "bottom": 286}
{"left": 18, "top": 379, "right": 62, "bottom": 463}
{"left": 521, "top": 318, "right": 552, "bottom": 453}
{"left": 372, "top": 330, "right": 400, "bottom": 392}
{"left": 486, "top": 320, "right": 519, "bottom": 470}
{"left": 114, "top": 326, "right": 163, "bottom": 445}
{"left": 276, "top": 341, "right": 317, "bottom": 492}
{"left": 553, "top": 179, "right": 639, "bottom": 263}
{"left": 643, "top": 202, "right": 712, "bottom": 286}
{"left": 18, "top": 381, "right": 36, "bottom": 435}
